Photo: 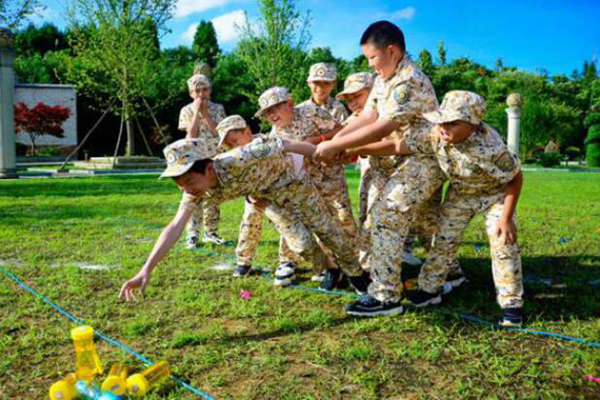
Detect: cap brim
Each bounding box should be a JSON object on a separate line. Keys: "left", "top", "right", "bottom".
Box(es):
{"left": 423, "top": 110, "right": 463, "bottom": 124}
{"left": 307, "top": 77, "right": 336, "bottom": 82}
{"left": 254, "top": 100, "right": 288, "bottom": 118}
{"left": 159, "top": 163, "right": 193, "bottom": 179}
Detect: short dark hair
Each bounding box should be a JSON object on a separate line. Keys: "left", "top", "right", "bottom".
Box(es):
{"left": 171, "top": 159, "right": 213, "bottom": 180}
{"left": 360, "top": 21, "right": 406, "bottom": 52}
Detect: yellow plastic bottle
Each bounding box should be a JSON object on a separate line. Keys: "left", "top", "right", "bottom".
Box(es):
{"left": 126, "top": 361, "right": 171, "bottom": 396}
{"left": 101, "top": 363, "right": 129, "bottom": 396}
{"left": 71, "top": 325, "right": 103, "bottom": 381}
{"left": 49, "top": 373, "right": 77, "bottom": 400}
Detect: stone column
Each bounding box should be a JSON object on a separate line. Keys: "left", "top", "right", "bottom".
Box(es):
{"left": 0, "top": 27, "right": 17, "bottom": 179}
{"left": 505, "top": 93, "right": 523, "bottom": 157}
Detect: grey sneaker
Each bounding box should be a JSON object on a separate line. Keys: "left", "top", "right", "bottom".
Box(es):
{"left": 345, "top": 294, "right": 404, "bottom": 317}
{"left": 203, "top": 232, "right": 225, "bottom": 245}
{"left": 274, "top": 262, "right": 295, "bottom": 286}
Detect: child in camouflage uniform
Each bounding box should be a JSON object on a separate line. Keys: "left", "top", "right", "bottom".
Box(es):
{"left": 118, "top": 123, "right": 371, "bottom": 302}
{"left": 217, "top": 116, "right": 328, "bottom": 286}
{"left": 178, "top": 74, "right": 227, "bottom": 247}
{"left": 257, "top": 86, "right": 358, "bottom": 290}
{"left": 297, "top": 62, "right": 349, "bottom": 124}
{"left": 315, "top": 21, "right": 446, "bottom": 317}
{"left": 399, "top": 91, "right": 525, "bottom": 327}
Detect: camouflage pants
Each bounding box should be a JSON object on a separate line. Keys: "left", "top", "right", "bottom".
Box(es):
{"left": 271, "top": 180, "right": 362, "bottom": 277}
{"left": 357, "top": 157, "right": 373, "bottom": 245}
{"left": 418, "top": 189, "right": 523, "bottom": 309}
{"left": 186, "top": 197, "right": 220, "bottom": 238}
{"left": 235, "top": 199, "right": 328, "bottom": 272}
{"left": 366, "top": 155, "right": 446, "bottom": 303}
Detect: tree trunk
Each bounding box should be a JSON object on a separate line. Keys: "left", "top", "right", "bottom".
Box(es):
{"left": 125, "top": 118, "right": 135, "bottom": 157}
{"left": 29, "top": 133, "right": 36, "bottom": 155}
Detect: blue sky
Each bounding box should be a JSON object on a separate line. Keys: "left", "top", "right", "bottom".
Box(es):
{"left": 30, "top": 0, "right": 600, "bottom": 76}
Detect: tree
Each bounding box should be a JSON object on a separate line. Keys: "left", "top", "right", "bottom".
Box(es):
{"left": 437, "top": 41, "right": 446, "bottom": 65}
{"left": 14, "top": 102, "right": 71, "bottom": 154}
{"left": 417, "top": 49, "right": 434, "bottom": 77}
{"left": 14, "top": 23, "right": 67, "bottom": 55}
{"left": 237, "top": 0, "right": 311, "bottom": 107}
{"left": 0, "top": 0, "right": 39, "bottom": 29}
{"left": 584, "top": 80, "right": 600, "bottom": 167}
{"left": 67, "top": 0, "right": 176, "bottom": 157}
{"left": 192, "top": 20, "right": 220, "bottom": 67}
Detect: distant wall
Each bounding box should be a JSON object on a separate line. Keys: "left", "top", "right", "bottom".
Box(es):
{"left": 14, "top": 83, "right": 77, "bottom": 149}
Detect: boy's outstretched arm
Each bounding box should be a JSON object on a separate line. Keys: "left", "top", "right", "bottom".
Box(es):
{"left": 334, "top": 108, "right": 378, "bottom": 138}
{"left": 119, "top": 203, "right": 193, "bottom": 301}
{"left": 496, "top": 170, "right": 523, "bottom": 245}
{"left": 282, "top": 138, "right": 317, "bottom": 156}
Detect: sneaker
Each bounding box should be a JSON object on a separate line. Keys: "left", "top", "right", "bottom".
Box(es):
{"left": 498, "top": 308, "right": 523, "bottom": 328}
{"left": 203, "top": 232, "right": 225, "bottom": 245}
{"left": 320, "top": 269, "right": 341, "bottom": 291}
{"left": 348, "top": 272, "right": 371, "bottom": 295}
{"left": 274, "top": 262, "right": 295, "bottom": 286}
{"left": 232, "top": 264, "right": 252, "bottom": 277}
{"left": 345, "top": 294, "right": 404, "bottom": 317}
{"left": 407, "top": 289, "right": 442, "bottom": 307}
{"left": 402, "top": 251, "right": 422, "bottom": 266}
{"left": 186, "top": 235, "right": 199, "bottom": 249}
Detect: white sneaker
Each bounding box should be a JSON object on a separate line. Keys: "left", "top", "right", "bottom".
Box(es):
{"left": 186, "top": 236, "right": 199, "bottom": 249}
{"left": 274, "top": 263, "right": 295, "bottom": 286}
{"left": 203, "top": 232, "right": 225, "bottom": 245}
{"left": 402, "top": 251, "right": 422, "bottom": 266}
{"left": 311, "top": 273, "right": 325, "bottom": 282}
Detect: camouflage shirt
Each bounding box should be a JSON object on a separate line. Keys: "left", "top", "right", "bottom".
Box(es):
{"left": 178, "top": 101, "right": 227, "bottom": 157}
{"left": 405, "top": 123, "right": 521, "bottom": 195}
{"left": 271, "top": 105, "right": 344, "bottom": 179}
{"left": 297, "top": 97, "right": 349, "bottom": 125}
{"left": 180, "top": 136, "right": 296, "bottom": 210}
{"left": 364, "top": 55, "right": 438, "bottom": 170}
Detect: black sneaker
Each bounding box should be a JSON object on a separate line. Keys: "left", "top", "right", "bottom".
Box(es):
{"left": 345, "top": 294, "right": 404, "bottom": 317}
{"left": 407, "top": 289, "right": 442, "bottom": 307}
{"left": 232, "top": 264, "right": 252, "bottom": 277}
{"left": 498, "top": 308, "right": 523, "bottom": 328}
{"left": 274, "top": 262, "right": 296, "bottom": 286}
{"left": 348, "top": 272, "right": 371, "bottom": 295}
{"left": 320, "top": 269, "right": 341, "bottom": 291}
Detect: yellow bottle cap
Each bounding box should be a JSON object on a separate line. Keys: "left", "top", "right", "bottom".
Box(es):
{"left": 127, "top": 374, "right": 149, "bottom": 396}
{"left": 71, "top": 325, "right": 94, "bottom": 341}
{"left": 49, "top": 380, "right": 76, "bottom": 400}
{"left": 101, "top": 376, "right": 127, "bottom": 396}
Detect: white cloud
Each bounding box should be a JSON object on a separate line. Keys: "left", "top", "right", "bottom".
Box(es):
{"left": 211, "top": 10, "right": 246, "bottom": 43}
{"left": 174, "top": 0, "right": 229, "bottom": 18}
{"left": 182, "top": 22, "right": 199, "bottom": 43}
{"left": 390, "top": 6, "right": 416, "bottom": 21}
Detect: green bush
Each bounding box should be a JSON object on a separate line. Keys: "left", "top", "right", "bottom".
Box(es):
{"left": 586, "top": 143, "right": 600, "bottom": 167}
{"left": 36, "top": 146, "right": 64, "bottom": 157}
{"left": 536, "top": 152, "right": 563, "bottom": 167}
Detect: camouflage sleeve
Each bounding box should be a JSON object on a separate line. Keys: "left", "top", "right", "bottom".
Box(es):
{"left": 217, "top": 136, "right": 285, "bottom": 170}
{"left": 214, "top": 103, "right": 227, "bottom": 124}
{"left": 364, "top": 85, "right": 377, "bottom": 112}
{"left": 381, "top": 80, "right": 429, "bottom": 124}
{"left": 179, "top": 192, "right": 200, "bottom": 213}
{"left": 312, "top": 107, "right": 337, "bottom": 131}
{"left": 333, "top": 102, "right": 349, "bottom": 124}
{"left": 484, "top": 148, "right": 521, "bottom": 185}
{"left": 178, "top": 105, "right": 193, "bottom": 131}
{"left": 404, "top": 123, "right": 436, "bottom": 154}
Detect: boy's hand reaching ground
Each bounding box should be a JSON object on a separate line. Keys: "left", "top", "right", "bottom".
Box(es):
{"left": 119, "top": 269, "right": 151, "bottom": 302}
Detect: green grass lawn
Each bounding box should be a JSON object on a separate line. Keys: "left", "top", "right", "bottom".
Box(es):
{"left": 1, "top": 170, "right": 599, "bottom": 399}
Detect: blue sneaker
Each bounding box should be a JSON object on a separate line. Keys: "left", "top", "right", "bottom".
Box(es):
{"left": 498, "top": 308, "right": 523, "bottom": 328}
{"left": 344, "top": 294, "right": 404, "bottom": 317}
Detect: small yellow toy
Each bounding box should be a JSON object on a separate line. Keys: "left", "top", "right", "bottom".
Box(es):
{"left": 101, "top": 363, "right": 128, "bottom": 396}
{"left": 49, "top": 373, "right": 77, "bottom": 400}
{"left": 127, "top": 361, "right": 171, "bottom": 396}
{"left": 71, "top": 326, "right": 103, "bottom": 381}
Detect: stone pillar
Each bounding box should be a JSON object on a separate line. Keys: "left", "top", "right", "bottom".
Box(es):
{"left": 505, "top": 93, "right": 523, "bottom": 157}
{"left": 0, "top": 27, "right": 17, "bottom": 179}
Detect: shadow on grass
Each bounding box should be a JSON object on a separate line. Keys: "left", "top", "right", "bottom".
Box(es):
{"left": 403, "top": 255, "right": 600, "bottom": 324}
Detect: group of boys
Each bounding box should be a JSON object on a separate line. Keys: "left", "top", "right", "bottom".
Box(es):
{"left": 119, "top": 21, "right": 524, "bottom": 327}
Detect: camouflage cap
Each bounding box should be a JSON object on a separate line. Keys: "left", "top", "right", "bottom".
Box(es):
{"left": 217, "top": 115, "right": 248, "bottom": 147}
{"left": 307, "top": 62, "right": 337, "bottom": 82}
{"left": 159, "top": 139, "right": 208, "bottom": 179}
{"left": 186, "top": 74, "right": 211, "bottom": 91}
{"left": 336, "top": 72, "right": 375, "bottom": 100}
{"left": 423, "top": 90, "right": 486, "bottom": 125}
{"left": 255, "top": 87, "right": 291, "bottom": 117}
